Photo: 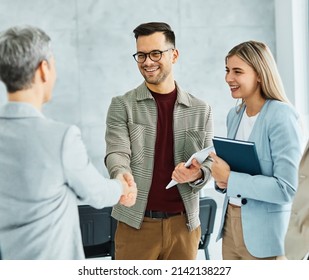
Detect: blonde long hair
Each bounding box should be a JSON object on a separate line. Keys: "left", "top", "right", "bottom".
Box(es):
{"left": 226, "top": 41, "right": 290, "bottom": 109}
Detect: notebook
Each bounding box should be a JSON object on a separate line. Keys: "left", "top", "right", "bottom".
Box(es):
{"left": 212, "top": 136, "right": 261, "bottom": 175}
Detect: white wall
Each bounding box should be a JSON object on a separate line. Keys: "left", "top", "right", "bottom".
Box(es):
{"left": 0, "top": 0, "right": 276, "bottom": 174}
{"left": 275, "top": 0, "right": 309, "bottom": 142}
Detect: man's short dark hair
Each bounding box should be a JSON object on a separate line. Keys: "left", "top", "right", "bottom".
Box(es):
{"left": 133, "top": 22, "right": 175, "bottom": 47}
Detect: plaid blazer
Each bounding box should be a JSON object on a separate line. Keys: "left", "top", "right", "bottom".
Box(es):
{"left": 285, "top": 140, "right": 309, "bottom": 259}
{"left": 105, "top": 82, "right": 214, "bottom": 230}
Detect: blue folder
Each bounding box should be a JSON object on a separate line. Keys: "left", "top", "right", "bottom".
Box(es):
{"left": 212, "top": 136, "right": 262, "bottom": 175}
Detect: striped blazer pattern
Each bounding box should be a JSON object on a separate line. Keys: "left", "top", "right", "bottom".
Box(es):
{"left": 105, "top": 82, "right": 214, "bottom": 230}
{"left": 285, "top": 140, "right": 309, "bottom": 259}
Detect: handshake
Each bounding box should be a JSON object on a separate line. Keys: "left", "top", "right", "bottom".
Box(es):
{"left": 116, "top": 172, "right": 137, "bottom": 207}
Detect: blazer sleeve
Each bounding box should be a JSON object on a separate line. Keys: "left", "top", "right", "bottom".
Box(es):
{"left": 105, "top": 96, "right": 132, "bottom": 178}
{"left": 62, "top": 125, "right": 123, "bottom": 208}
{"left": 227, "top": 104, "right": 303, "bottom": 205}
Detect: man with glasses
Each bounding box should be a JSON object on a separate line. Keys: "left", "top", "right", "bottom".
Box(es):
{"left": 105, "top": 22, "right": 214, "bottom": 260}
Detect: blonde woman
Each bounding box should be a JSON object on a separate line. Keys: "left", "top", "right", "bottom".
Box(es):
{"left": 210, "top": 41, "right": 303, "bottom": 260}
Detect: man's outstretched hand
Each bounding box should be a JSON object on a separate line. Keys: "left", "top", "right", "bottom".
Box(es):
{"left": 116, "top": 172, "right": 137, "bottom": 207}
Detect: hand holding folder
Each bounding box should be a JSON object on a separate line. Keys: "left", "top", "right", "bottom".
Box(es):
{"left": 212, "top": 136, "right": 261, "bottom": 175}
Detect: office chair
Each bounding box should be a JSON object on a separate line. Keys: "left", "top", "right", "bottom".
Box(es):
{"left": 198, "top": 196, "right": 217, "bottom": 260}
{"left": 78, "top": 205, "right": 116, "bottom": 259}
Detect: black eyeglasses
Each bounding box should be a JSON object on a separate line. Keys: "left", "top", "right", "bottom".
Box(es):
{"left": 132, "top": 48, "right": 174, "bottom": 63}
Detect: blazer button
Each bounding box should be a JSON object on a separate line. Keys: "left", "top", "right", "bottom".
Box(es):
{"left": 237, "top": 194, "right": 241, "bottom": 198}
{"left": 241, "top": 198, "right": 247, "bottom": 205}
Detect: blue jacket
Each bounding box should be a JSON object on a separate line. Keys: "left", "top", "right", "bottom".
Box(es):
{"left": 216, "top": 99, "right": 303, "bottom": 258}
{"left": 0, "top": 102, "right": 123, "bottom": 259}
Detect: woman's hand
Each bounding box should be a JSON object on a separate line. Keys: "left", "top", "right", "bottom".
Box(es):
{"left": 209, "top": 152, "right": 231, "bottom": 189}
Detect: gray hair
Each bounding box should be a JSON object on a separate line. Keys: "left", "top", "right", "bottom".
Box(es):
{"left": 0, "top": 25, "right": 52, "bottom": 93}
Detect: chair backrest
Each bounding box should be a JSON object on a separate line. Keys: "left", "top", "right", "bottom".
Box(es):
{"left": 78, "top": 205, "right": 116, "bottom": 259}
{"left": 198, "top": 196, "right": 217, "bottom": 259}
{"left": 78, "top": 198, "right": 217, "bottom": 259}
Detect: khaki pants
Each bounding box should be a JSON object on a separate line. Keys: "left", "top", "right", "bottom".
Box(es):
{"left": 115, "top": 214, "right": 201, "bottom": 260}
{"left": 222, "top": 204, "right": 286, "bottom": 260}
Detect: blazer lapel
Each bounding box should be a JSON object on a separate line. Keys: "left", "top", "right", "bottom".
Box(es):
{"left": 247, "top": 100, "right": 270, "bottom": 142}
{"left": 227, "top": 106, "right": 245, "bottom": 139}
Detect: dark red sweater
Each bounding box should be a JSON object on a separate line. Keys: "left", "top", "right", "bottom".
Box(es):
{"left": 146, "top": 88, "right": 185, "bottom": 213}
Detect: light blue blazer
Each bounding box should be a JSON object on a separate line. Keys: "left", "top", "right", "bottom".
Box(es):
{"left": 216, "top": 100, "right": 303, "bottom": 258}
{"left": 0, "top": 102, "right": 123, "bottom": 259}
